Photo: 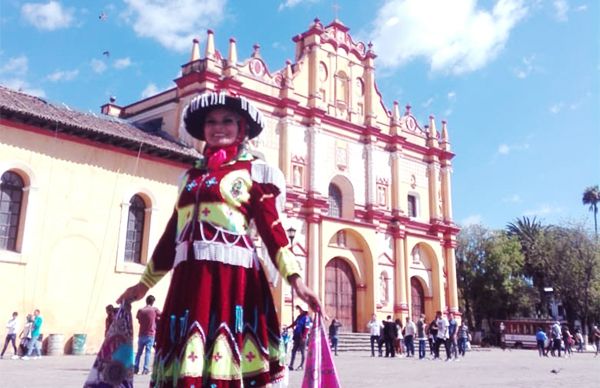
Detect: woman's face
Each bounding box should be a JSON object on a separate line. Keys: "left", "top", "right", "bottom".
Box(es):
{"left": 203, "top": 108, "right": 240, "bottom": 147}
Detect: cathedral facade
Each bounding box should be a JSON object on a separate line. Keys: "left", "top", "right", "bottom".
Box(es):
{"left": 0, "top": 18, "right": 458, "bottom": 351}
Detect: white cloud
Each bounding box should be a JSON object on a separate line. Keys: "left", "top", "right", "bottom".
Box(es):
{"left": 549, "top": 102, "right": 564, "bottom": 114}
{"left": 47, "top": 69, "right": 79, "bottom": 82}
{"left": 0, "top": 56, "right": 28, "bottom": 76}
{"left": 574, "top": 5, "right": 587, "bottom": 12}
{"left": 278, "top": 0, "right": 319, "bottom": 11}
{"left": 513, "top": 54, "right": 539, "bottom": 79}
{"left": 141, "top": 83, "right": 160, "bottom": 99}
{"left": 114, "top": 57, "right": 132, "bottom": 70}
{"left": 462, "top": 214, "right": 482, "bottom": 226}
{"left": 0, "top": 55, "right": 45, "bottom": 96}
{"left": 502, "top": 194, "right": 522, "bottom": 203}
{"left": 497, "top": 142, "right": 530, "bottom": 155}
{"left": 369, "top": 0, "right": 528, "bottom": 75}
{"left": 2, "top": 78, "right": 46, "bottom": 97}
{"left": 90, "top": 59, "right": 107, "bottom": 74}
{"left": 443, "top": 108, "right": 453, "bottom": 117}
{"left": 552, "top": 0, "right": 569, "bottom": 21}
{"left": 21, "top": 1, "right": 74, "bottom": 30}
{"left": 122, "top": 0, "right": 226, "bottom": 53}
{"left": 447, "top": 91, "right": 456, "bottom": 100}
{"left": 422, "top": 97, "right": 434, "bottom": 108}
{"left": 498, "top": 144, "right": 511, "bottom": 154}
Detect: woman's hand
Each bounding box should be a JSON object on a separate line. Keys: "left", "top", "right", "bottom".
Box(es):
{"left": 116, "top": 282, "right": 149, "bottom": 305}
{"left": 288, "top": 274, "right": 327, "bottom": 319}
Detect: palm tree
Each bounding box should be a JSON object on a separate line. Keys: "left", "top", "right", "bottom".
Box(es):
{"left": 506, "top": 217, "right": 547, "bottom": 314}
{"left": 582, "top": 185, "right": 600, "bottom": 237}
{"left": 507, "top": 216, "right": 544, "bottom": 260}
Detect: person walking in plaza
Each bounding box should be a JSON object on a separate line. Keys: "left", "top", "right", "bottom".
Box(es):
{"left": 593, "top": 325, "right": 600, "bottom": 356}
{"left": 535, "top": 327, "right": 548, "bottom": 357}
{"left": 457, "top": 321, "right": 469, "bottom": 357}
{"left": 382, "top": 315, "right": 397, "bottom": 358}
{"left": 22, "top": 309, "right": 42, "bottom": 360}
{"left": 288, "top": 304, "right": 311, "bottom": 370}
{"left": 117, "top": 91, "right": 322, "bottom": 387}
{"left": 1, "top": 312, "right": 19, "bottom": 359}
{"left": 134, "top": 295, "right": 161, "bottom": 375}
{"left": 435, "top": 311, "right": 450, "bottom": 361}
{"left": 574, "top": 328, "right": 584, "bottom": 353}
{"left": 394, "top": 318, "right": 404, "bottom": 356}
{"left": 550, "top": 321, "right": 562, "bottom": 357}
{"left": 416, "top": 314, "right": 427, "bottom": 359}
{"left": 367, "top": 313, "right": 382, "bottom": 357}
{"left": 562, "top": 324, "right": 573, "bottom": 357}
{"left": 448, "top": 312, "right": 458, "bottom": 360}
{"left": 428, "top": 317, "right": 438, "bottom": 358}
{"left": 328, "top": 318, "right": 342, "bottom": 356}
{"left": 404, "top": 316, "right": 416, "bottom": 358}
{"left": 18, "top": 314, "right": 33, "bottom": 357}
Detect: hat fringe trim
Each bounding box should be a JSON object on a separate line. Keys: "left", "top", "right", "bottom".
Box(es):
{"left": 186, "top": 92, "right": 265, "bottom": 129}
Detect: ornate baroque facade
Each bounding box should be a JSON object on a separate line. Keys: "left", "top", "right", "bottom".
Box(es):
{"left": 0, "top": 18, "right": 458, "bottom": 351}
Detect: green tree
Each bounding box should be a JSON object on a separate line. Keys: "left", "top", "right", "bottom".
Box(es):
{"left": 540, "top": 225, "right": 600, "bottom": 337}
{"left": 582, "top": 185, "right": 600, "bottom": 237}
{"left": 456, "top": 224, "right": 488, "bottom": 328}
{"left": 456, "top": 225, "right": 536, "bottom": 330}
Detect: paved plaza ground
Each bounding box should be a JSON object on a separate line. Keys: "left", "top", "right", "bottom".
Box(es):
{"left": 0, "top": 348, "right": 597, "bottom": 387}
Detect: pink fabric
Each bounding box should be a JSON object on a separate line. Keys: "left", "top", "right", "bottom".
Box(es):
{"left": 301, "top": 313, "right": 341, "bottom": 388}
{"left": 206, "top": 148, "right": 228, "bottom": 170}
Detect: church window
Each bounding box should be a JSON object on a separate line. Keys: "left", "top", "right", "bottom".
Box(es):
{"left": 124, "top": 194, "right": 146, "bottom": 263}
{"left": 328, "top": 183, "right": 342, "bottom": 218}
{"left": 407, "top": 194, "right": 417, "bottom": 218}
{"left": 0, "top": 171, "right": 24, "bottom": 251}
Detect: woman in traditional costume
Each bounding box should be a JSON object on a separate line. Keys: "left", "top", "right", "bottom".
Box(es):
{"left": 118, "top": 91, "right": 322, "bottom": 388}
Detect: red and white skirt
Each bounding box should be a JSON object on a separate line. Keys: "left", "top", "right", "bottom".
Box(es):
{"left": 150, "top": 257, "right": 286, "bottom": 388}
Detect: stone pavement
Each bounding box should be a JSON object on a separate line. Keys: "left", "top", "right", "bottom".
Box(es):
{"left": 0, "top": 348, "right": 597, "bottom": 387}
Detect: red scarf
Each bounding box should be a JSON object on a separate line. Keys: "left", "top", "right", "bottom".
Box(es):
{"left": 203, "top": 144, "right": 240, "bottom": 170}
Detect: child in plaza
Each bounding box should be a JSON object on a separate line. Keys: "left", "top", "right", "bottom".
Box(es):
{"left": 117, "top": 91, "right": 322, "bottom": 387}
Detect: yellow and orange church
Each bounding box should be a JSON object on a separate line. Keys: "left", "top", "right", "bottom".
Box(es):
{"left": 0, "top": 18, "right": 459, "bottom": 352}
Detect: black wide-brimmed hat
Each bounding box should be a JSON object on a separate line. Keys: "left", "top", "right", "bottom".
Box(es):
{"left": 183, "top": 91, "right": 265, "bottom": 141}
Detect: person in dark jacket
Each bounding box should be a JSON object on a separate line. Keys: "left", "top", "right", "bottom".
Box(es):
{"left": 328, "top": 318, "right": 342, "bottom": 356}
{"left": 382, "top": 315, "right": 398, "bottom": 357}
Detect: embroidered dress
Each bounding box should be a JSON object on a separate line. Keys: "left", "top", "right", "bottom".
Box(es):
{"left": 140, "top": 151, "right": 300, "bottom": 388}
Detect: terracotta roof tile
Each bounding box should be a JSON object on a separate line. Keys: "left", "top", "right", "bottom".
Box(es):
{"left": 0, "top": 85, "right": 201, "bottom": 163}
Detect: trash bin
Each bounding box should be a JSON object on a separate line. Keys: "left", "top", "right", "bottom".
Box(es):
{"left": 47, "top": 334, "right": 64, "bottom": 356}
{"left": 72, "top": 333, "right": 87, "bottom": 355}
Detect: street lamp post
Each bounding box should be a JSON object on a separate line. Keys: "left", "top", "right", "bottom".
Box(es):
{"left": 286, "top": 226, "right": 297, "bottom": 322}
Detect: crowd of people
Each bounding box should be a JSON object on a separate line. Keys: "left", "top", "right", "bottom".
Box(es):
{"left": 0, "top": 309, "right": 43, "bottom": 360}
{"left": 366, "top": 311, "right": 470, "bottom": 361}
{"left": 534, "top": 321, "right": 600, "bottom": 357}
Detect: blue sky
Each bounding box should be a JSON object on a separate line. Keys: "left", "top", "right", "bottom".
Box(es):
{"left": 1, "top": 0, "right": 598, "bottom": 230}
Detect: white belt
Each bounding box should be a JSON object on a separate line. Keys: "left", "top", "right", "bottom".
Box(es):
{"left": 174, "top": 241, "right": 255, "bottom": 269}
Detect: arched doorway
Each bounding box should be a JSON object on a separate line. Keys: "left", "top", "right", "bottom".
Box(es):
{"left": 411, "top": 277, "right": 425, "bottom": 323}
{"left": 325, "top": 258, "right": 356, "bottom": 332}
